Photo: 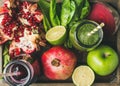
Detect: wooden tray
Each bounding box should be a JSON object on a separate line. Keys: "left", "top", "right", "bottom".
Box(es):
{"left": 0, "top": 0, "right": 120, "bottom": 86}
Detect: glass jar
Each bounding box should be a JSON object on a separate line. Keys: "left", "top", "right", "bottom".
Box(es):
{"left": 3, "top": 59, "right": 34, "bottom": 86}
{"left": 69, "top": 20, "right": 103, "bottom": 51}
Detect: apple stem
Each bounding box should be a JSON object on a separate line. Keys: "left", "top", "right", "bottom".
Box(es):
{"left": 104, "top": 53, "right": 111, "bottom": 57}
{"left": 51, "top": 58, "right": 60, "bottom": 67}
{"left": 87, "top": 23, "right": 105, "bottom": 36}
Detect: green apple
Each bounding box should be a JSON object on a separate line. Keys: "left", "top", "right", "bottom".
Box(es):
{"left": 87, "top": 45, "right": 119, "bottom": 76}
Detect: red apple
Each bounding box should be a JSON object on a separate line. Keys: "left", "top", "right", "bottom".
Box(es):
{"left": 41, "top": 46, "right": 77, "bottom": 80}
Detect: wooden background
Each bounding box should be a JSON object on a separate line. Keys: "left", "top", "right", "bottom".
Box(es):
{"left": 0, "top": 0, "right": 120, "bottom": 86}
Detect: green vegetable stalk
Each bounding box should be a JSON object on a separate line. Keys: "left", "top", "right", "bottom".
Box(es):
{"left": 79, "top": 0, "right": 90, "bottom": 19}
{"left": 38, "top": 0, "right": 51, "bottom": 32}
{"left": 71, "top": 0, "right": 84, "bottom": 21}
{"left": 60, "top": 0, "right": 71, "bottom": 26}
{"left": 50, "top": 0, "right": 60, "bottom": 26}
{"left": 3, "top": 41, "right": 11, "bottom": 68}
{"left": 67, "top": 0, "right": 76, "bottom": 25}
{"left": 69, "top": 0, "right": 90, "bottom": 23}
{"left": 43, "top": 16, "right": 51, "bottom": 32}
{"left": 60, "top": 0, "right": 76, "bottom": 27}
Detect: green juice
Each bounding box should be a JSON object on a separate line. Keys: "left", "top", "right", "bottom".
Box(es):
{"left": 77, "top": 23, "right": 100, "bottom": 47}
{"left": 69, "top": 20, "right": 103, "bottom": 51}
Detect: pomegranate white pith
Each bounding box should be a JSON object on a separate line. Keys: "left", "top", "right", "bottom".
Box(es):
{"left": 0, "top": 0, "right": 46, "bottom": 57}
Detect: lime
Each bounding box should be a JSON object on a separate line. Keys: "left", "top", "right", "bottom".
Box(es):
{"left": 72, "top": 65, "right": 95, "bottom": 86}
{"left": 46, "top": 26, "right": 67, "bottom": 45}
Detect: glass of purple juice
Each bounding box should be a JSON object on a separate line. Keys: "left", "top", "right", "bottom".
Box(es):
{"left": 3, "top": 59, "right": 34, "bottom": 86}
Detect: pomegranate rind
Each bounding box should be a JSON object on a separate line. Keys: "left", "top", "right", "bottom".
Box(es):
{"left": 42, "top": 46, "right": 77, "bottom": 80}
{"left": 1, "top": 0, "right": 45, "bottom": 56}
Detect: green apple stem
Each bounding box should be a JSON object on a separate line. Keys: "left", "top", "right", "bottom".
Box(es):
{"left": 87, "top": 23, "right": 105, "bottom": 36}
{"left": 104, "top": 53, "right": 111, "bottom": 57}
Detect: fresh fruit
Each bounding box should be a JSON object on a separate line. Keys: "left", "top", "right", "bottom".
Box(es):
{"left": 41, "top": 46, "right": 77, "bottom": 80}
{"left": 0, "top": 9, "right": 13, "bottom": 44}
{"left": 0, "top": 0, "right": 17, "bottom": 44}
{"left": 32, "top": 60, "right": 40, "bottom": 76}
{"left": 0, "top": 0, "right": 46, "bottom": 56}
{"left": 0, "top": 7, "right": 10, "bottom": 14}
{"left": 9, "top": 41, "right": 21, "bottom": 58}
{"left": 9, "top": 27, "right": 40, "bottom": 57}
{"left": 72, "top": 65, "right": 95, "bottom": 86}
{"left": 0, "top": 29, "right": 10, "bottom": 44}
{"left": 87, "top": 45, "right": 119, "bottom": 76}
{"left": 18, "top": 1, "right": 43, "bottom": 26}
{"left": 87, "top": 2, "right": 116, "bottom": 39}
{"left": 45, "top": 26, "right": 67, "bottom": 45}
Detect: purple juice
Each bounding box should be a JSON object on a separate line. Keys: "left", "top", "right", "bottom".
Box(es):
{"left": 11, "top": 64, "right": 28, "bottom": 81}
{"left": 3, "top": 60, "right": 34, "bottom": 86}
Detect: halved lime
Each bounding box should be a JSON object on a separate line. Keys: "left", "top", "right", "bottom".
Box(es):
{"left": 72, "top": 65, "right": 95, "bottom": 86}
{"left": 46, "top": 26, "right": 67, "bottom": 45}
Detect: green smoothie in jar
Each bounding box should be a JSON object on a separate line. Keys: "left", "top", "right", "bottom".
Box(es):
{"left": 69, "top": 20, "right": 104, "bottom": 51}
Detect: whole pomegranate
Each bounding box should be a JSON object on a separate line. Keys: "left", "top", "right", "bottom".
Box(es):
{"left": 41, "top": 46, "right": 77, "bottom": 80}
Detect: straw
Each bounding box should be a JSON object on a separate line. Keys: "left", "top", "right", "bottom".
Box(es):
{"left": 0, "top": 72, "right": 21, "bottom": 77}
{"left": 87, "top": 23, "right": 105, "bottom": 36}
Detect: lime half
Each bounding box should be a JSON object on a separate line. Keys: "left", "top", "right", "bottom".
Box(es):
{"left": 72, "top": 65, "right": 95, "bottom": 86}
{"left": 46, "top": 26, "right": 67, "bottom": 45}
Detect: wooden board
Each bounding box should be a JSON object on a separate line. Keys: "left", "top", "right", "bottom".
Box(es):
{"left": 0, "top": 0, "right": 120, "bottom": 86}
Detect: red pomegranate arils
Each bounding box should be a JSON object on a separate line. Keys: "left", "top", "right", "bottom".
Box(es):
{"left": 0, "top": 0, "right": 46, "bottom": 58}
{"left": 0, "top": 13, "right": 12, "bottom": 27}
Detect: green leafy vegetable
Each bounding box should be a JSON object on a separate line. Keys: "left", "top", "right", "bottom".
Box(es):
{"left": 56, "top": 3, "right": 62, "bottom": 19}
{"left": 79, "top": 0, "right": 90, "bottom": 19}
{"left": 3, "top": 41, "right": 11, "bottom": 68}
{"left": 69, "top": 0, "right": 90, "bottom": 22}
{"left": 60, "top": 0, "right": 71, "bottom": 26}
{"left": 50, "top": 0, "right": 60, "bottom": 26}
{"left": 64, "top": 38, "right": 73, "bottom": 48}
{"left": 67, "top": 0, "right": 76, "bottom": 24}
{"left": 71, "top": 0, "right": 84, "bottom": 21}
{"left": 43, "top": 16, "right": 51, "bottom": 32}
{"left": 38, "top": 0, "right": 90, "bottom": 48}
{"left": 38, "top": 0, "right": 51, "bottom": 32}
{"left": 60, "top": 0, "right": 76, "bottom": 27}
